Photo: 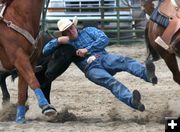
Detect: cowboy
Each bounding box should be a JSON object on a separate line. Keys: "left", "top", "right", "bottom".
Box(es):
{"left": 43, "top": 16, "right": 158, "bottom": 112}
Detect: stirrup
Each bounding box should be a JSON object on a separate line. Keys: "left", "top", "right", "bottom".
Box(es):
{"left": 155, "top": 36, "right": 169, "bottom": 50}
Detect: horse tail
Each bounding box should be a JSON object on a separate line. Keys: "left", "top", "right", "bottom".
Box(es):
{"left": 145, "top": 22, "right": 160, "bottom": 61}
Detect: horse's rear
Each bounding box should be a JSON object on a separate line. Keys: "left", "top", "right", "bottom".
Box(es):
{"left": 0, "top": 0, "right": 57, "bottom": 123}
{"left": 142, "top": 0, "right": 180, "bottom": 85}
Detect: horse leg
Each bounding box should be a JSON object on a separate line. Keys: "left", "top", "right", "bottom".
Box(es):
{"left": 14, "top": 51, "right": 56, "bottom": 123}
{"left": 161, "top": 54, "right": 180, "bottom": 84}
{"left": 16, "top": 75, "right": 28, "bottom": 123}
{"left": 145, "top": 21, "right": 160, "bottom": 61}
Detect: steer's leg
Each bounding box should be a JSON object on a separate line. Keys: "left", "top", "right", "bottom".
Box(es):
{"left": 42, "top": 45, "right": 77, "bottom": 103}
{"left": 0, "top": 72, "right": 11, "bottom": 104}
{"left": 36, "top": 68, "right": 52, "bottom": 104}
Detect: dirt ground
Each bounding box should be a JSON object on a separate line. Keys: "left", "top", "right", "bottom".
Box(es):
{"left": 0, "top": 43, "right": 180, "bottom": 132}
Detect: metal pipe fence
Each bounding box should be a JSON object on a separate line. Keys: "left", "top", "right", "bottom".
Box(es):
{"left": 42, "top": 0, "right": 146, "bottom": 44}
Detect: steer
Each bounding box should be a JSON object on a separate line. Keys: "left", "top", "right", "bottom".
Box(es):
{"left": 0, "top": 32, "right": 77, "bottom": 104}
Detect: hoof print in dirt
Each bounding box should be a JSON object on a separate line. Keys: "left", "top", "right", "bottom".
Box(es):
{"left": 47, "top": 108, "right": 77, "bottom": 123}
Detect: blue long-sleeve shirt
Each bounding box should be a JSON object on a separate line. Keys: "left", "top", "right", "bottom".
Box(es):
{"left": 43, "top": 27, "right": 109, "bottom": 72}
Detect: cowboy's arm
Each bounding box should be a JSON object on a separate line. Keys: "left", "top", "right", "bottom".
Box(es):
{"left": 85, "top": 27, "right": 109, "bottom": 53}
{"left": 43, "top": 36, "right": 69, "bottom": 56}
{"left": 43, "top": 38, "right": 59, "bottom": 56}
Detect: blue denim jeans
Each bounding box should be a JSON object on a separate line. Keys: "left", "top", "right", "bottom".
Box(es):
{"left": 85, "top": 54, "right": 149, "bottom": 108}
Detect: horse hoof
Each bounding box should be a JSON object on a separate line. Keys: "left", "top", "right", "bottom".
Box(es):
{"left": 42, "top": 104, "right": 57, "bottom": 116}
{"left": 16, "top": 117, "right": 26, "bottom": 124}
{"left": 145, "top": 60, "right": 158, "bottom": 85}
{"left": 16, "top": 105, "right": 27, "bottom": 124}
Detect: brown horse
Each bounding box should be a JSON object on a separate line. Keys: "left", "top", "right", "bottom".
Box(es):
{"left": 141, "top": 0, "right": 180, "bottom": 85}
{"left": 0, "top": 0, "right": 56, "bottom": 123}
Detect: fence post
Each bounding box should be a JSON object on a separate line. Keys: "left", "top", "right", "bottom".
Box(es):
{"left": 100, "top": 0, "right": 105, "bottom": 30}
{"left": 42, "top": 0, "right": 50, "bottom": 31}
{"left": 116, "top": 0, "right": 120, "bottom": 43}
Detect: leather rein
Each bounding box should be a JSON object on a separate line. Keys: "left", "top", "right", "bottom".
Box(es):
{"left": 0, "top": 2, "right": 42, "bottom": 57}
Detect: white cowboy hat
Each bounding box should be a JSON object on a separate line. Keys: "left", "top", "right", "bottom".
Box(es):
{"left": 171, "top": 0, "right": 180, "bottom": 7}
{"left": 53, "top": 16, "right": 78, "bottom": 37}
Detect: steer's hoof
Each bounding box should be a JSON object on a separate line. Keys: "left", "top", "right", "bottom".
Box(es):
{"left": 42, "top": 104, "right": 57, "bottom": 116}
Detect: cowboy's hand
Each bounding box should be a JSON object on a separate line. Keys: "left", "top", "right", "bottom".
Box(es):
{"left": 76, "top": 48, "right": 88, "bottom": 57}
{"left": 57, "top": 36, "right": 69, "bottom": 44}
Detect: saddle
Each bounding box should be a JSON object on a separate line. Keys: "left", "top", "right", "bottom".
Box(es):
{"left": 159, "top": 0, "right": 180, "bottom": 18}
{"left": 155, "top": 0, "right": 180, "bottom": 51}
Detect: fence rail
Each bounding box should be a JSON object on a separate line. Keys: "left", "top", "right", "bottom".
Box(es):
{"left": 42, "top": 0, "right": 146, "bottom": 44}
